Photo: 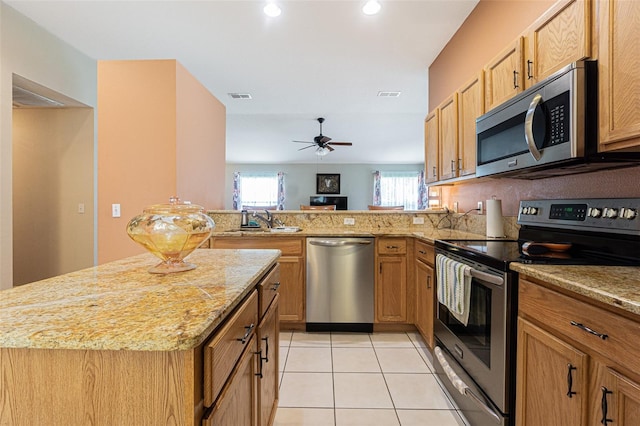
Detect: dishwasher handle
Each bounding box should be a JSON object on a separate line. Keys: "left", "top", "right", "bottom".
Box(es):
{"left": 309, "top": 240, "right": 372, "bottom": 247}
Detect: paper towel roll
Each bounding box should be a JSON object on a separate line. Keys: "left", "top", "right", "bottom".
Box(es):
{"left": 486, "top": 199, "right": 505, "bottom": 238}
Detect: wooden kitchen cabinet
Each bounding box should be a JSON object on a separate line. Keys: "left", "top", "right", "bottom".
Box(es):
{"left": 517, "top": 276, "right": 640, "bottom": 426}
{"left": 438, "top": 94, "right": 458, "bottom": 181}
{"left": 424, "top": 110, "right": 439, "bottom": 184}
{"left": 211, "top": 236, "right": 305, "bottom": 326}
{"left": 257, "top": 294, "right": 279, "bottom": 426}
{"left": 414, "top": 239, "right": 435, "bottom": 348}
{"left": 484, "top": 37, "right": 524, "bottom": 111}
{"left": 456, "top": 72, "right": 484, "bottom": 177}
{"left": 597, "top": 0, "right": 640, "bottom": 152}
{"left": 523, "top": 0, "right": 591, "bottom": 88}
{"left": 516, "top": 318, "right": 588, "bottom": 426}
{"left": 375, "top": 238, "right": 408, "bottom": 323}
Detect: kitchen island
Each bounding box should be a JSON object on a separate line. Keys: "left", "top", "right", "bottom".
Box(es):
{"left": 0, "top": 249, "right": 281, "bottom": 425}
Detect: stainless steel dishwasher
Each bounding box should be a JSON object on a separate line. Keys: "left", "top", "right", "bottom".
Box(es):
{"left": 306, "top": 237, "right": 374, "bottom": 332}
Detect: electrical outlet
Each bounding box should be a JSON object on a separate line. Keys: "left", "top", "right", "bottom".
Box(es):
{"left": 412, "top": 217, "right": 425, "bottom": 225}
{"left": 112, "top": 203, "right": 121, "bottom": 218}
{"left": 344, "top": 218, "right": 355, "bottom": 225}
{"left": 477, "top": 201, "right": 484, "bottom": 215}
{"left": 453, "top": 202, "right": 459, "bottom": 213}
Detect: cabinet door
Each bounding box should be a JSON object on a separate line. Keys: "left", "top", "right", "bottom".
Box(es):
{"left": 203, "top": 336, "right": 257, "bottom": 426}
{"left": 598, "top": 0, "right": 640, "bottom": 151}
{"left": 457, "top": 72, "right": 484, "bottom": 177}
{"left": 484, "top": 37, "right": 524, "bottom": 111}
{"left": 424, "top": 110, "right": 439, "bottom": 184}
{"left": 257, "top": 295, "right": 279, "bottom": 426}
{"left": 438, "top": 94, "right": 459, "bottom": 181}
{"left": 375, "top": 255, "right": 407, "bottom": 323}
{"left": 277, "top": 256, "right": 305, "bottom": 323}
{"left": 516, "top": 318, "right": 588, "bottom": 426}
{"left": 589, "top": 364, "right": 640, "bottom": 426}
{"left": 414, "top": 259, "right": 434, "bottom": 348}
{"left": 525, "top": 0, "right": 591, "bottom": 87}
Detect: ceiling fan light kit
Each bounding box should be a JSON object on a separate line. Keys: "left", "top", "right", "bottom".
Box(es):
{"left": 362, "top": 0, "right": 382, "bottom": 15}
{"left": 293, "top": 117, "right": 353, "bottom": 156}
{"left": 263, "top": 2, "right": 281, "bottom": 17}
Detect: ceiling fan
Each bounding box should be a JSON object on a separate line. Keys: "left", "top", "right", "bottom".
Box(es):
{"left": 293, "top": 117, "right": 353, "bottom": 156}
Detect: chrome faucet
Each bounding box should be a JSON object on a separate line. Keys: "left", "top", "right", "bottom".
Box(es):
{"left": 252, "top": 210, "right": 273, "bottom": 228}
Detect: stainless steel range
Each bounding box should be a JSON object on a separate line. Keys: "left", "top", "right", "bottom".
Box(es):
{"left": 433, "top": 198, "right": 640, "bottom": 426}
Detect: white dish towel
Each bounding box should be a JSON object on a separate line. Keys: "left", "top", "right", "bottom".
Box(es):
{"left": 436, "top": 254, "right": 472, "bottom": 326}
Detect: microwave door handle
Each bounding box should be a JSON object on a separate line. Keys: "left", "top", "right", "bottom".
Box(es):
{"left": 524, "top": 93, "right": 543, "bottom": 161}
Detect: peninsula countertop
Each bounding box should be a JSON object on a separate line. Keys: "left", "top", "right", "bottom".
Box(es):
{"left": 0, "top": 249, "right": 280, "bottom": 352}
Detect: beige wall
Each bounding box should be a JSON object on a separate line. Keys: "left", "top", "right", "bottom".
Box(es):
{"left": 1, "top": 3, "right": 97, "bottom": 289}
{"left": 428, "top": 0, "right": 640, "bottom": 215}
{"left": 97, "top": 60, "right": 226, "bottom": 264}
{"left": 12, "top": 108, "right": 94, "bottom": 285}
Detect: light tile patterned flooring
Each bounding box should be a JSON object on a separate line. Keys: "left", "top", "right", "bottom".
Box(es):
{"left": 274, "top": 331, "right": 469, "bottom": 426}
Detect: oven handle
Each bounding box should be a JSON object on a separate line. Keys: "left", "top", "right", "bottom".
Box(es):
{"left": 434, "top": 347, "right": 502, "bottom": 424}
{"left": 467, "top": 268, "right": 504, "bottom": 286}
{"left": 524, "top": 93, "right": 543, "bottom": 161}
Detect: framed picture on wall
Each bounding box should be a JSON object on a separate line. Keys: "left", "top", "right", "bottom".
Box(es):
{"left": 316, "top": 174, "right": 340, "bottom": 194}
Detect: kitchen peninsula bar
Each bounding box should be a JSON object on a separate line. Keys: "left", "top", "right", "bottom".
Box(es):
{"left": 0, "top": 249, "right": 281, "bottom": 425}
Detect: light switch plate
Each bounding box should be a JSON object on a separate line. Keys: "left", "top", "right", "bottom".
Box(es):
{"left": 112, "top": 203, "right": 121, "bottom": 218}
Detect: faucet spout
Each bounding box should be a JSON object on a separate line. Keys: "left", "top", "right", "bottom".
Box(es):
{"left": 252, "top": 210, "right": 273, "bottom": 228}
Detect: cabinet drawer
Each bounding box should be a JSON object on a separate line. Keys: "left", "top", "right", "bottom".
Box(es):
{"left": 377, "top": 238, "right": 407, "bottom": 255}
{"left": 258, "top": 265, "right": 280, "bottom": 319}
{"left": 212, "top": 237, "right": 304, "bottom": 256}
{"left": 414, "top": 240, "right": 435, "bottom": 265}
{"left": 519, "top": 278, "right": 640, "bottom": 374}
{"left": 204, "top": 290, "right": 258, "bottom": 407}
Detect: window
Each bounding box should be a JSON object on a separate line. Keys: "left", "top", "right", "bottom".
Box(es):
{"left": 233, "top": 172, "right": 285, "bottom": 210}
{"left": 372, "top": 171, "right": 426, "bottom": 210}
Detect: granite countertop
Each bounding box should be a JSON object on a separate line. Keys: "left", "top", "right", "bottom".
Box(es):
{"left": 510, "top": 263, "right": 640, "bottom": 317}
{"left": 0, "top": 249, "right": 280, "bottom": 352}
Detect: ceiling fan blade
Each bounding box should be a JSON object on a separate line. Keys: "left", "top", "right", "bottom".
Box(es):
{"left": 297, "top": 145, "right": 316, "bottom": 151}
{"left": 319, "top": 136, "right": 332, "bottom": 144}
{"left": 327, "top": 142, "right": 353, "bottom": 146}
{"left": 327, "top": 145, "right": 335, "bottom": 152}
{"left": 292, "top": 140, "right": 313, "bottom": 144}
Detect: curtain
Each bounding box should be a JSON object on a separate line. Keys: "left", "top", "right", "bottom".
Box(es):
{"left": 277, "top": 172, "right": 285, "bottom": 210}
{"left": 372, "top": 170, "right": 382, "bottom": 205}
{"left": 418, "top": 170, "right": 427, "bottom": 210}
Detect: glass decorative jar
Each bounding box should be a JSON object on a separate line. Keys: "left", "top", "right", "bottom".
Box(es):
{"left": 126, "top": 197, "right": 215, "bottom": 274}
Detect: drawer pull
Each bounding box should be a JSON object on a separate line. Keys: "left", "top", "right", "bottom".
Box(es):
{"left": 566, "top": 364, "right": 577, "bottom": 398}
{"left": 271, "top": 282, "right": 281, "bottom": 291}
{"left": 237, "top": 323, "right": 255, "bottom": 344}
{"left": 601, "top": 387, "right": 613, "bottom": 425}
{"left": 386, "top": 245, "right": 399, "bottom": 249}
{"left": 419, "top": 250, "right": 427, "bottom": 255}
{"left": 570, "top": 321, "right": 609, "bottom": 340}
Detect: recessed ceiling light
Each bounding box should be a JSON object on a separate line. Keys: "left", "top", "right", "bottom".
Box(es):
{"left": 377, "top": 91, "right": 401, "bottom": 97}
{"left": 228, "top": 93, "right": 252, "bottom": 100}
{"left": 264, "top": 2, "right": 281, "bottom": 17}
{"left": 362, "top": 0, "right": 382, "bottom": 15}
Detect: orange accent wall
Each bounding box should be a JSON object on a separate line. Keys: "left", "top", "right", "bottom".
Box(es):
{"left": 429, "top": 0, "right": 555, "bottom": 108}
{"left": 97, "top": 60, "right": 225, "bottom": 264}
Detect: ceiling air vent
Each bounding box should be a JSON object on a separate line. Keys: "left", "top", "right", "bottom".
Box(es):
{"left": 377, "top": 91, "right": 401, "bottom": 97}
{"left": 228, "top": 93, "right": 252, "bottom": 100}
{"left": 12, "top": 85, "right": 65, "bottom": 108}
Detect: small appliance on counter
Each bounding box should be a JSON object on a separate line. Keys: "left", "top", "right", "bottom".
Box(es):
{"left": 433, "top": 198, "right": 640, "bottom": 426}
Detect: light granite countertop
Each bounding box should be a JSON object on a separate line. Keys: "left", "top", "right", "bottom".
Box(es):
{"left": 510, "top": 263, "right": 640, "bottom": 317}
{"left": 0, "top": 249, "right": 280, "bottom": 352}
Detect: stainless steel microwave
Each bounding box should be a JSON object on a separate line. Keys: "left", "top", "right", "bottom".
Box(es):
{"left": 475, "top": 60, "right": 639, "bottom": 179}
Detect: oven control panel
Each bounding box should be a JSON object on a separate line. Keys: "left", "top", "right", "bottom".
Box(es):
{"left": 518, "top": 198, "right": 640, "bottom": 235}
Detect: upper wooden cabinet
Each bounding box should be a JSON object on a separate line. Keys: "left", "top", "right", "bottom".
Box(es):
{"left": 438, "top": 94, "right": 459, "bottom": 181}
{"left": 524, "top": 0, "right": 591, "bottom": 88}
{"left": 424, "top": 110, "right": 439, "bottom": 184}
{"left": 457, "top": 72, "right": 484, "bottom": 177}
{"left": 597, "top": 0, "right": 640, "bottom": 152}
{"left": 484, "top": 37, "right": 524, "bottom": 112}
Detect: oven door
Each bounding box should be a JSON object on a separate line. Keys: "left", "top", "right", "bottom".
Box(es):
{"left": 434, "top": 251, "right": 512, "bottom": 414}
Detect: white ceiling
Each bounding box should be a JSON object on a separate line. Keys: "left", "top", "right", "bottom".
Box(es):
{"left": 7, "top": 0, "right": 479, "bottom": 164}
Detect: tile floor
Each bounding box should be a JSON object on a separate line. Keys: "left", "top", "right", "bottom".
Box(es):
{"left": 274, "top": 330, "right": 469, "bottom": 426}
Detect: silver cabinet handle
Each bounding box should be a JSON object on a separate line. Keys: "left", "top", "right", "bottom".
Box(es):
{"left": 524, "top": 93, "right": 543, "bottom": 161}
{"left": 271, "top": 281, "right": 281, "bottom": 291}
{"left": 237, "top": 323, "right": 255, "bottom": 344}
{"left": 309, "top": 240, "right": 372, "bottom": 247}
{"left": 570, "top": 321, "right": 608, "bottom": 340}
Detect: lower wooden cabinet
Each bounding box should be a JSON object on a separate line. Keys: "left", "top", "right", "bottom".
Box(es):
{"left": 414, "top": 259, "right": 434, "bottom": 348}
{"left": 257, "top": 295, "right": 280, "bottom": 426}
{"left": 517, "top": 276, "right": 640, "bottom": 426}
{"left": 375, "top": 238, "right": 408, "bottom": 323}
{"left": 516, "top": 318, "right": 588, "bottom": 426}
